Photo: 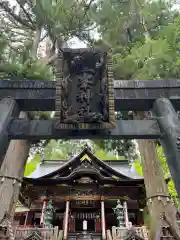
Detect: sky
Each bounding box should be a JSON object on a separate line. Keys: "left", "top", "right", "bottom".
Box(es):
{"left": 68, "top": 38, "right": 87, "bottom": 48}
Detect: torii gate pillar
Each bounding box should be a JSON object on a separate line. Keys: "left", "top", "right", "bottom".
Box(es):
{"left": 153, "top": 98, "right": 180, "bottom": 199}
{"left": 0, "top": 98, "right": 20, "bottom": 166}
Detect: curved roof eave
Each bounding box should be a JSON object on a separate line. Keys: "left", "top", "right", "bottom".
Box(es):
{"left": 27, "top": 148, "right": 143, "bottom": 181}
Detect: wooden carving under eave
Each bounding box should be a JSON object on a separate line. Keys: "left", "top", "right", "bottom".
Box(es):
{"left": 76, "top": 177, "right": 94, "bottom": 184}
{"left": 124, "top": 230, "right": 145, "bottom": 240}
{"left": 24, "top": 230, "right": 42, "bottom": 240}
{"left": 54, "top": 48, "right": 115, "bottom": 130}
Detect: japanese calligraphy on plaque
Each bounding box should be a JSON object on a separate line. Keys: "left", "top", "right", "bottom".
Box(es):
{"left": 55, "top": 48, "right": 115, "bottom": 129}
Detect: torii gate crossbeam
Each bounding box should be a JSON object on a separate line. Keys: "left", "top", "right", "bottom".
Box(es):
{"left": 0, "top": 79, "right": 180, "bottom": 198}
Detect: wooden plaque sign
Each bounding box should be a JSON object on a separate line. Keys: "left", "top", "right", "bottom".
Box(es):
{"left": 55, "top": 48, "right": 115, "bottom": 129}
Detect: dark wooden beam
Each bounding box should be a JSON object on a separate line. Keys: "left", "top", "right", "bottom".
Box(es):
{"left": 0, "top": 79, "right": 180, "bottom": 111}
{"left": 0, "top": 98, "right": 20, "bottom": 165}
{"left": 114, "top": 79, "right": 180, "bottom": 111}
{"left": 8, "top": 119, "right": 161, "bottom": 139}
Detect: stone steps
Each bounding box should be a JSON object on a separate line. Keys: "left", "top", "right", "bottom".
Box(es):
{"left": 68, "top": 232, "right": 101, "bottom": 240}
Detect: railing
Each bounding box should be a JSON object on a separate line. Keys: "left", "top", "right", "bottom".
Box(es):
{"left": 107, "top": 229, "right": 113, "bottom": 240}
{"left": 14, "top": 226, "right": 60, "bottom": 240}
{"left": 135, "top": 226, "right": 150, "bottom": 239}
{"left": 112, "top": 226, "right": 150, "bottom": 240}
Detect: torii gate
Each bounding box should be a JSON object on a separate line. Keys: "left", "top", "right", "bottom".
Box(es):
{"left": 0, "top": 48, "right": 179, "bottom": 200}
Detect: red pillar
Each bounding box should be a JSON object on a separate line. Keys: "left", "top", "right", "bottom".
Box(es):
{"left": 63, "top": 199, "right": 70, "bottom": 240}
{"left": 137, "top": 210, "right": 144, "bottom": 226}
{"left": 26, "top": 211, "right": 34, "bottom": 226}
{"left": 69, "top": 216, "right": 75, "bottom": 232}
{"left": 101, "top": 197, "right": 106, "bottom": 240}
{"left": 95, "top": 217, "right": 101, "bottom": 232}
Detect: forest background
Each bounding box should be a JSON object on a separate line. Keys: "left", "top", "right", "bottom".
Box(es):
{"left": 0, "top": 0, "right": 180, "bottom": 217}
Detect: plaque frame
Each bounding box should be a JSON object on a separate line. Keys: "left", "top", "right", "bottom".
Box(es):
{"left": 55, "top": 48, "right": 115, "bottom": 130}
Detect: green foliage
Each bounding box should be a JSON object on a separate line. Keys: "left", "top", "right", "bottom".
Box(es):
{"left": 93, "top": 0, "right": 180, "bottom": 207}
{"left": 93, "top": 144, "right": 125, "bottom": 160}
{"left": 43, "top": 140, "right": 68, "bottom": 160}
{"left": 20, "top": 59, "right": 53, "bottom": 80}
{"left": 0, "top": 59, "right": 53, "bottom": 80}
{"left": 133, "top": 159, "right": 143, "bottom": 176}
{"left": 38, "top": 139, "right": 123, "bottom": 161}
{"left": 25, "top": 140, "right": 124, "bottom": 176}
{"left": 0, "top": 0, "right": 96, "bottom": 80}
{"left": 132, "top": 146, "right": 180, "bottom": 206}
{"left": 94, "top": 139, "right": 137, "bottom": 160}
{"left": 24, "top": 154, "right": 41, "bottom": 176}
{"left": 156, "top": 146, "right": 180, "bottom": 206}
{"left": 32, "top": 0, "right": 94, "bottom": 41}
{"left": 131, "top": 145, "right": 180, "bottom": 206}
{"left": 93, "top": 0, "right": 180, "bottom": 79}
{"left": 112, "top": 34, "right": 179, "bottom": 80}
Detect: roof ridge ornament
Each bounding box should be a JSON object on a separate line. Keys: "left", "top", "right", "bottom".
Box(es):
{"left": 80, "top": 155, "right": 92, "bottom": 162}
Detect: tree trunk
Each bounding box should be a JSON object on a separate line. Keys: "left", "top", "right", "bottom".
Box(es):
{"left": 136, "top": 112, "right": 180, "bottom": 240}
{"left": 31, "top": 27, "right": 41, "bottom": 58}
{"left": 0, "top": 24, "right": 52, "bottom": 224}
{"left": 0, "top": 112, "right": 31, "bottom": 222}
{"left": 0, "top": 24, "right": 41, "bottom": 223}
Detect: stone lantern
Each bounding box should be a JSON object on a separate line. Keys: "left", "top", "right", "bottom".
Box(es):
{"left": 113, "top": 200, "right": 125, "bottom": 227}
{"left": 44, "top": 200, "right": 54, "bottom": 228}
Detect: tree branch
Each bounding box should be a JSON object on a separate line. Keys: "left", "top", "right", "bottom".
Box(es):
{"left": 82, "top": 0, "right": 95, "bottom": 19}
{"left": 47, "top": 54, "right": 58, "bottom": 65}
{"left": 0, "top": 2, "right": 35, "bottom": 30}
{"left": 40, "top": 32, "right": 48, "bottom": 42}
{"left": 3, "top": 27, "right": 29, "bottom": 38}
{"left": 7, "top": 44, "right": 22, "bottom": 53}
{"left": 16, "top": 0, "right": 36, "bottom": 29}
{"left": 42, "top": 53, "right": 58, "bottom": 66}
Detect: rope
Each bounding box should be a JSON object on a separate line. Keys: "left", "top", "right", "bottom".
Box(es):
{"left": 0, "top": 175, "right": 22, "bottom": 183}
{"left": 146, "top": 194, "right": 171, "bottom": 202}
